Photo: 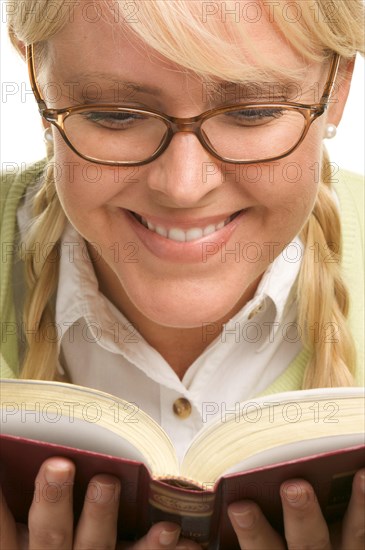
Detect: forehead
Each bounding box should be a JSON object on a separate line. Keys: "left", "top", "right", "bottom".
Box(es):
{"left": 44, "top": 0, "right": 317, "bottom": 102}
{"left": 48, "top": 1, "right": 305, "bottom": 62}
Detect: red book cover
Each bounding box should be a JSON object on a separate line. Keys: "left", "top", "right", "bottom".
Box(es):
{"left": 1, "top": 433, "right": 364, "bottom": 548}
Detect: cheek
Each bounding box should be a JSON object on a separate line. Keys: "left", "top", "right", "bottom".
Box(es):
{"left": 254, "top": 129, "right": 323, "bottom": 230}
{"left": 52, "top": 140, "right": 89, "bottom": 216}
{"left": 51, "top": 142, "right": 125, "bottom": 232}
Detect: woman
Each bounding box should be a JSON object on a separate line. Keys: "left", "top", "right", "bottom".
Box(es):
{"left": 1, "top": 0, "right": 364, "bottom": 548}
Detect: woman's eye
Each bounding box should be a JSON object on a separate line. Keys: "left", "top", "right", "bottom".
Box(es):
{"left": 84, "top": 112, "right": 147, "bottom": 129}
{"left": 225, "top": 108, "right": 285, "bottom": 126}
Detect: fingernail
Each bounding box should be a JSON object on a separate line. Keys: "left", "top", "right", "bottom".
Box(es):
{"left": 283, "top": 483, "right": 309, "bottom": 507}
{"left": 86, "top": 481, "right": 119, "bottom": 504}
{"left": 44, "top": 459, "right": 72, "bottom": 483}
{"left": 231, "top": 508, "right": 255, "bottom": 528}
{"left": 159, "top": 527, "right": 180, "bottom": 546}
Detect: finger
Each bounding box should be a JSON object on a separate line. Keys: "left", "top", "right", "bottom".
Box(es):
{"left": 280, "top": 479, "right": 331, "bottom": 550}
{"left": 28, "top": 457, "right": 75, "bottom": 550}
{"left": 228, "top": 501, "right": 284, "bottom": 550}
{"left": 341, "top": 469, "right": 365, "bottom": 550}
{"left": 0, "top": 486, "right": 19, "bottom": 550}
{"left": 73, "top": 474, "right": 120, "bottom": 549}
{"left": 120, "top": 522, "right": 202, "bottom": 550}
{"left": 175, "top": 538, "right": 203, "bottom": 550}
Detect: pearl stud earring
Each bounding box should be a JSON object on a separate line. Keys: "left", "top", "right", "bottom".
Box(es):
{"left": 324, "top": 123, "right": 337, "bottom": 139}
{"left": 44, "top": 127, "right": 54, "bottom": 144}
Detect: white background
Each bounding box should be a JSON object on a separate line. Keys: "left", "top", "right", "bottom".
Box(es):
{"left": 1, "top": 17, "right": 364, "bottom": 173}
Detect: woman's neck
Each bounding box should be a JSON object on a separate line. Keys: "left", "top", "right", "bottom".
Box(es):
{"left": 88, "top": 246, "right": 260, "bottom": 379}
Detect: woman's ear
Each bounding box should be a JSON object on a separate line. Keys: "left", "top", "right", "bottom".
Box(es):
{"left": 8, "top": 30, "right": 27, "bottom": 59}
{"left": 16, "top": 40, "right": 26, "bottom": 59}
{"left": 326, "top": 57, "right": 356, "bottom": 127}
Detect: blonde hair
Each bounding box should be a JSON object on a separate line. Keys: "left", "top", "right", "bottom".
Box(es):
{"left": 7, "top": 0, "right": 364, "bottom": 384}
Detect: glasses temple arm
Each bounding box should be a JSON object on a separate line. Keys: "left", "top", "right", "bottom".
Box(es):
{"left": 26, "top": 43, "right": 47, "bottom": 111}
{"left": 320, "top": 53, "right": 341, "bottom": 105}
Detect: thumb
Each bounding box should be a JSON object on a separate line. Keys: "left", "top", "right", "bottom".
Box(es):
{"left": 0, "top": 486, "right": 21, "bottom": 549}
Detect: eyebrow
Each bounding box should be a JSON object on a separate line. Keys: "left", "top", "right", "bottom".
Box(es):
{"left": 64, "top": 71, "right": 163, "bottom": 95}
{"left": 66, "top": 70, "right": 301, "bottom": 89}
{"left": 62, "top": 71, "right": 311, "bottom": 104}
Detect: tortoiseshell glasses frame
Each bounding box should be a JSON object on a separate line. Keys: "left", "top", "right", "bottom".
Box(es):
{"left": 27, "top": 44, "right": 341, "bottom": 167}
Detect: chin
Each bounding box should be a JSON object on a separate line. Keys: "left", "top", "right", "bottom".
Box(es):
{"left": 130, "top": 287, "right": 240, "bottom": 329}
{"left": 142, "top": 309, "right": 227, "bottom": 329}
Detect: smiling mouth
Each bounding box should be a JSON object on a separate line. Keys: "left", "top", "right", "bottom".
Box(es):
{"left": 130, "top": 210, "right": 242, "bottom": 242}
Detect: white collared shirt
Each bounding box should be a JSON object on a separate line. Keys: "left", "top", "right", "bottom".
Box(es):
{"left": 18, "top": 202, "right": 303, "bottom": 461}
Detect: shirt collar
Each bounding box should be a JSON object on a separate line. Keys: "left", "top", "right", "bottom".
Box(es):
{"left": 224, "top": 236, "right": 303, "bottom": 327}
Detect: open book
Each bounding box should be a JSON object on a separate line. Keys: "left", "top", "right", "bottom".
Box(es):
{"left": 1, "top": 379, "right": 364, "bottom": 547}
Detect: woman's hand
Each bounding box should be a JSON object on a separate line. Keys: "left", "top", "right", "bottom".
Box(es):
{"left": 228, "top": 469, "right": 365, "bottom": 550}
{"left": 0, "top": 457, "right": 201, "bottom": 550}
{"left": 3, "top": 459, "right": 363, "bottom": 549}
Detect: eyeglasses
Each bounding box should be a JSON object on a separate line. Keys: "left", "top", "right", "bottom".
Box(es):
{"left": 27, "top": 44, "right": 340, "bottom": 166}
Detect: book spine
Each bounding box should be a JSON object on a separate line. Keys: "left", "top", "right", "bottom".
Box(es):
{"left": 148, "top": 479, "right": 217, "bottom": 547}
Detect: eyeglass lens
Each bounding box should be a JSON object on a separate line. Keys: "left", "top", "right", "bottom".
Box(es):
{"left": 63, "top": 107, "right": 307, "bottom": 163}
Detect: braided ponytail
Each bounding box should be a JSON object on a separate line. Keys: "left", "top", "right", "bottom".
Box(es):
{"left": 20, "top": 161, "right": 67, "bottom": 380}
{"left": 298, "top": 148, "right": 356, "bottom": 388}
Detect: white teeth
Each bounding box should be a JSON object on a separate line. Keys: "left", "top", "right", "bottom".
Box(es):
{"left": 155, "top": 225, "right": 168, "bottom": 237}
{"left": 185, "top": 228, "right": 203, "bottom": 241}
{"left": 168, "top": 228, "right": 186, "bottom": 242}
{"left": 136, "top": 214, "right": 234, "bottom": 242}
{"left": 203, "top": 224, "right": 216, "bottom": 236}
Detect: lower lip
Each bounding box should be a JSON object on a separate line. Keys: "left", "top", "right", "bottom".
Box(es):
{"left": 123, "top": 209, "right": 247, "bottom": 263}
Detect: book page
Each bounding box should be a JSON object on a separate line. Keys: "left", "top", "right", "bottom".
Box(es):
{"left": 223, "top": 433, "right": 365, "bottom": 475}
{"left": 0, "top": 379, "right": 179, "bottom": 478}
{"left": 1, "top": 410, "right": 147, "bottom": 463}
{"left": 181, "top": 387, "right": 365, "bottom": 484}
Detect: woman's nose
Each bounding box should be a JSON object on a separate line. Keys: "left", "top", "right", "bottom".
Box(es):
{"left": 145, "top": 132, "right": 224, "bottom": 207}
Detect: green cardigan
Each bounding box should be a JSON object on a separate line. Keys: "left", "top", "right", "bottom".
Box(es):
{"left": 1, "top": 162, "right": 364, "bottom": 391}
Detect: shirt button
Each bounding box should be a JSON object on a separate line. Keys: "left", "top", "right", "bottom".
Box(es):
{"left": 172, "top": 398, "right": 192, "bottom": 419}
